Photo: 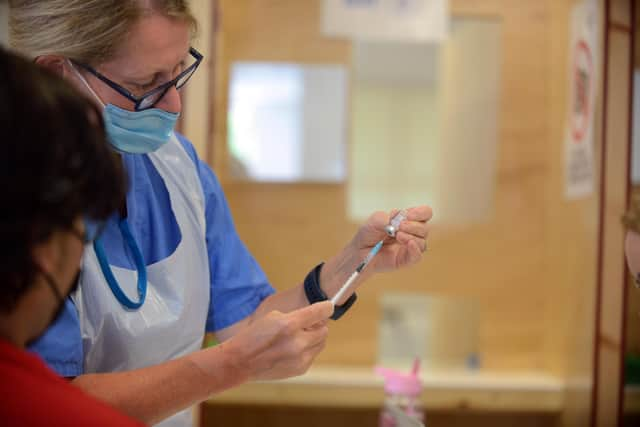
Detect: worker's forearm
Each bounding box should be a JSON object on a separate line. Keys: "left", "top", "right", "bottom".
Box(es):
{"left": 72, "top": 341, "right": 248, "bottom": 425}
{"left": 252, "top": 245, "right": 365, "bottom": 317}
{"left": 215, "top": 247, "right": 365, "bottom": 343}
{"left": 319, "top": 244, "right": 369, "bottom": 305}
{"left": 252, "top": 285, "right": 308, "bottom": 316}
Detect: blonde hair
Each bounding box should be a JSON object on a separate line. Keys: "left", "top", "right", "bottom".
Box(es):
{"left": 9, "top": 0, "right": 197, "bottom": 64}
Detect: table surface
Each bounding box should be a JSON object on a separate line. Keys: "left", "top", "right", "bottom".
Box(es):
{"left": 207, "top": 365, "right": 565, "bottom": 412}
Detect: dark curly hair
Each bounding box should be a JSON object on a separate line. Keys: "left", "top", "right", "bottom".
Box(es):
{"left": 0, "top": 47, "right": 127, "bottom": 312}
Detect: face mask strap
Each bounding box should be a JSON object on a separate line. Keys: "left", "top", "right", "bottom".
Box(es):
{"left": 36, "top": 265, "right": 65, "bottom": 305}
{"left": 67, "top": 60, "right": 105, "bottom": 107}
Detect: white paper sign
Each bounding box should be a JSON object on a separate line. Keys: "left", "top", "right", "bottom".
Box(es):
{"left": 322, "top": 0, "right": 448, "bottom": 42}
{"left": 565, "top": 0, "right": 599, "bottom": 199}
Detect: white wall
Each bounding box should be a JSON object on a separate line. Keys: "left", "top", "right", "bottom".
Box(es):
{"left": 227, "top": 63, "right": 347, "bottom": 182}
{"left": 437, "top": 19, "right": 501, "bottom": 224}
{"left": 348, "top": 18, "right": 502, "bottom": 225}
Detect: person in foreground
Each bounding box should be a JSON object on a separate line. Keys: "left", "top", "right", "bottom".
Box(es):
{"left": 0, "top": 47, "right": 144, "bottom": 426}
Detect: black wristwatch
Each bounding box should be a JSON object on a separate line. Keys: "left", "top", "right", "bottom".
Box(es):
{"left": 303, "top": 262, "right": 357, "bottom": 320}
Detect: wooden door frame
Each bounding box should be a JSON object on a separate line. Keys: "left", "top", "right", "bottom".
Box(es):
{"left": 591, "top": 0, "right": 634, "bottom": 425}
{"left": 618, "top": 0, "right": 636, "bottom": 423}
{"left": 204, "top": 0, "right": 219, "bottom": 168}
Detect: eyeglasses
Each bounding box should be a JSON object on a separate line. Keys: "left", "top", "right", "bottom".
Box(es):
{"left": 70, "top": 219, "right": 107, "bottom": 244}
{"left": 71, "top": 47, "right": 203, "bottom": 111}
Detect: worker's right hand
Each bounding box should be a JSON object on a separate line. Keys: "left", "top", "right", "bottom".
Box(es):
{"left": 225, "top": 301, "right": 333, "bottom": 381}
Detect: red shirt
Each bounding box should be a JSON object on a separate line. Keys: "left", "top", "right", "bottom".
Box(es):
{"left": 0, "top": 339, "right": 145, "bottom": 426}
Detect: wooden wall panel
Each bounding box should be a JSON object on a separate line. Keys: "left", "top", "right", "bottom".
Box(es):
{"left": 212, "top": 0, "right": 350, "bottom": 180}
{"left": 592, "top": 3, "right": 632, "bottom": 425}
{"left": 210, "top": 0, "right": 601, "bottom": 379}
{"left": 611, "top": 0, "right": 632, "bottom": 26}
{"left": 181, "top": 0, "right": 214, "bottom": 158}
{"left": 214, "top": 0, "right": 554, "bottom": 372}
{"left": 544, "top": 3, "right": 601, "bottom": 426}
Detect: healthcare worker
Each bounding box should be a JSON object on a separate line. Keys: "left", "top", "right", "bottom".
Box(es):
{"left": 9, "top": 1, "right": 432, "bottom": 426}
{"left": 0, "top": 47, "right": 143, "bottom": 427}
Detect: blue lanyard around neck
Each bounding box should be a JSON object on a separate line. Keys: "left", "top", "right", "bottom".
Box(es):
{"left": 93, "top": 217, "right": 147, "bottom": 310}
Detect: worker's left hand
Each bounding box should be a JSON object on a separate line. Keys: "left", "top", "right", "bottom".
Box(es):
{"left": 319, "top": 205, "right": 432, "bottom": 303}
{"left": 351, "top": 205, "right": 432, "bottom": 273}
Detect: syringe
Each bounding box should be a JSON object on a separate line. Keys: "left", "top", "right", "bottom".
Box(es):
{"left": 330, "top": 210, "right": 407, "bottom": 305}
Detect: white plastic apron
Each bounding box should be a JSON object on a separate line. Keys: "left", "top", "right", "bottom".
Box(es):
{"left": 73, "top": 134, "right": 210, "bottom": 427}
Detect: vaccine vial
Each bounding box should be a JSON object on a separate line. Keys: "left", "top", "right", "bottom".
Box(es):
{"left": 384, "top": 210, "right": 408, "bottom": 238}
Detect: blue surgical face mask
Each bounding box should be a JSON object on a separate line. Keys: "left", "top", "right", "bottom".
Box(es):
{"left": 69, "top": 61, "right": 179, "bottom": 154}
{"left": 102, "top": 104, "right": 179, "bottom": 154}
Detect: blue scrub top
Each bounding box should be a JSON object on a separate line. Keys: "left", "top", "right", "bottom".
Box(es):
{"left": 30, "top": 134, "right": 275, "bottom": 377}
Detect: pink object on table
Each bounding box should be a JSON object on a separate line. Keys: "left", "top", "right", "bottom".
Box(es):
{"left": 376, "top": 358, "right": 425, "bottom": 426}
{"left": 375, "top": 359, "right": 422, "bottom": 397}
